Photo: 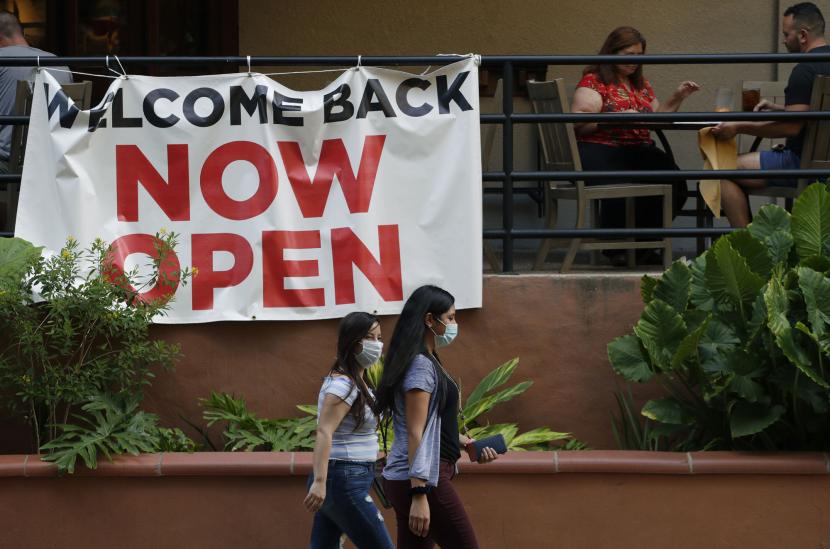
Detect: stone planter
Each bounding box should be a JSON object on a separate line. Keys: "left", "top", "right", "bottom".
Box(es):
{"left": 2, "top": 451, "right": 828, "bottom": 548}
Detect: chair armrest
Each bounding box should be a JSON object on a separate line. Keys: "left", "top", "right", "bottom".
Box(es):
{"left": 654, "top": 129, "right": 676, "bottom": 164}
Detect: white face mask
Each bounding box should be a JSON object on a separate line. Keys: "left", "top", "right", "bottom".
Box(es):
{"left": 355, "top": 339, "right": 383, "bottom": 367}
{"left": 432, "top": 319, "right": 458, "bottom": 349}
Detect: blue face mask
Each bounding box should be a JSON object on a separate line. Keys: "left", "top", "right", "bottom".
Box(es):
{"left": 432, "top": 318, "right": 458, "bottom": 349}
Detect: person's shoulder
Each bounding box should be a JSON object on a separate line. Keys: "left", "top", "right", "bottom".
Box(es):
{"left": 0, "top": 45, "right": 56, "bottom": 58}
{"left": 410, "top": 354, "right": 439, "bottom": 376}
{"left": 323, "top": 374, "right": 354, "bottom": 393}
{"left": 577, "top": 72, "right": 600, "bottom": 88}
{"left": 402, "top": 353, "right": 437, "bottom": 390}
{"left": 792, "top": 46, "right": 830, "bottom": 75}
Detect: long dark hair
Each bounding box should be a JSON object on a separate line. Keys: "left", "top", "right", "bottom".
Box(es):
{"left": 330, "top": 311, "right": 378, "bottom": 431}
{"left": 584, "top": 26, "right": 647, "bottom": 89}
{"left": 374, "top": 285, "right": 455, "bottom": 418}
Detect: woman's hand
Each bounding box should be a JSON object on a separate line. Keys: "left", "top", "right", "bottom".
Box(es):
{"left": 409, "top": 495, "right": 430, "bottom": 537}
{"left": 476, "top": 446, "right": 499, "bottom": 464}
{"left": 674, "top": 81, "right": 701, "bottom": 100}
{"left": 303, "top": 479, "right": 326, "bottom": 513}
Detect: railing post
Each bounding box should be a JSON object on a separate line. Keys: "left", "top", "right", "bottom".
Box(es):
{"left": 501, "top": 61, "right": 514, "bottom": 273}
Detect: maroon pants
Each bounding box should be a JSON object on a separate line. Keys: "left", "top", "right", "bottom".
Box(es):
{"left": 383, "top": 459, "right": 479, "bottom": 549}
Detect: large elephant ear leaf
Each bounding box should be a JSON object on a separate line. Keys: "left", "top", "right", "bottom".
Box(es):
{"left": 633, "top": 299, "right": 687, "bottom": 371}
{"left": 792, "top": 182, "right": 830, "bottom": 260}
{"left": 730, "top": 402, "right": 784, "bottom": 438}
{"left": 765, "top": 274, "right": 830, "bottom": 389}
{"left": 797, "top": 266, "right": 830, "bottom": 339}
{"left": 705, "top": 237, "right": 765, "bottom": 320}
{"left": 642, "top": 398, "right": 693, "bottom": 425}
{"left": 671, "top": 314, "right": 711, "bottom": 369}
{"left": 0, "top": 237, "right": 42, "bottom": 286}
{"left": 641, "top": 275, "right": 657, "bottom": 304}
{"left": 749, "top": 204, "right": 793, "bottom": 265}
{"left": 654, "top": 261, "right": 691, "bottom": 313}
{"left": 608, "top": 334, "right": 653, "bottom": 383}
{"left": 690, "top": 254, "right": 714, "bottom": 311}
{"left": 725, "top": 230, "right": 773, "bottom": 279}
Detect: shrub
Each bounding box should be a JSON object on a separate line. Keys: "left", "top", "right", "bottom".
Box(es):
{"left": 608, "top": 183, "right": 830, "bottom": 450}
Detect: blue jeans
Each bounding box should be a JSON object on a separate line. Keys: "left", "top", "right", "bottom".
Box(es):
{"left": 308, "top": 460, "right": 393, "bottom": 549}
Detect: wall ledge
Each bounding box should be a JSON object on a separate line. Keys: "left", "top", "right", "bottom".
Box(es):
{"left": 1, "top": 451, "right": 829, "bottom": 478}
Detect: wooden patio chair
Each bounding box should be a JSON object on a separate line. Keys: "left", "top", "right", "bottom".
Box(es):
{"left": 740, "top": 76, "right": 830, "bottom": 211}
{"left": 527, "top": 79, "right": 673, "bottom": 273}
{"left": 4, "top": 79, "right": 92, "bottom": 231}
{"left": 742, "top": 79, "right": 807, "bottom": 207}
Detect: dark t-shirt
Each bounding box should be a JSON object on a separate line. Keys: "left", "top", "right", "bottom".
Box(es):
{"left": 785, "top": 45, "right": 830, "bottom": 154}
{"left": 436, "top": 364, "right": 462, "bottom": 462}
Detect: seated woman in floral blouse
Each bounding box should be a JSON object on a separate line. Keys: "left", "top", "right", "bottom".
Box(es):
{"left": 571, "top": 26, "right": 699, "bottom": 265}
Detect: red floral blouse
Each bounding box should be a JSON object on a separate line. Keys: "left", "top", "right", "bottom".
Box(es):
{"left": 576, "top": 72, "right": 655, "bottom": 147}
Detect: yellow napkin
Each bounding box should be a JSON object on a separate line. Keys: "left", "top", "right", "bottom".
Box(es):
{"left": 697, "top": 127, "right": 737, "bottom": 217}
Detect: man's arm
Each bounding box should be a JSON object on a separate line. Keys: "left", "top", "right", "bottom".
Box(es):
{"left": 711, "top": 103, "right": 808, "bottom": 140}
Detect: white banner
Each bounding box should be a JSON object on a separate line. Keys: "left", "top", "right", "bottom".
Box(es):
{"left": 15, "top": 59, "right": 482, "bottom": 323}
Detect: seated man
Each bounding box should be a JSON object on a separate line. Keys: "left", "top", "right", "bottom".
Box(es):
{"left": 712, "top": 2, "right": 830, "bottom": 227}
{"left": 0, "top": 9, "right": 71, "bottom": 174}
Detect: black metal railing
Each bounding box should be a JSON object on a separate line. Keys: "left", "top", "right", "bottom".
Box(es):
{"left": 2, "top": 54, "right": 830, "bottom": 272}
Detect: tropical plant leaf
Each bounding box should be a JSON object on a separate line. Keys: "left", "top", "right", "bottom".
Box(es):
{"left": 633, "top": 299, "right": 687, "bottom": 371}
{"left": 296, "top": 404, "right": 318, "bottom": 416}
{"left": 726, "top": 230, "right": 773, "bottom": 279}
{"left": 801, "top": 255, "right": 830, "bottom": 273}
{"left": 654, "top": 261, "right": 691, "bottom": 313}
{"left": 706, "top": 237, "right": 766, "bottom": 320}
{"left": 464, "top": 357, "right": 519, "bottom": 410}
{"left": 750, "top": 204, "right": 791, "bottom": 239}
{"left": 765, "top": 275, "right": 830, "bottom": 389}
{"left": 467, "top": 423, "right": 516, "bottom": 441}
{"left": 462, "top": 381, "right": 532, "bottom": 424}
{"left": 689, "top": 254, "right": 714, "bottom": 311}
{"left": 202, "top": 392, "right": 316, "bottom": 452}
{"left": 509, "top": 427, "right": 571, "bottom": 449}
{"left": 40, "top": 393, "right": 161, "bottom": 474}
{"left": 611, "top": 386, "right": 659, "bottom": 450}
{"left": 641, "top": 398, "right": 693, "bottom": 425}
{"left": 641, "top": 275, "right": 658, "bottom": 304}
{"left": 672, "top": 314, "right": 711, "bottom": 369}
{"left": 749, "top": 205, "right": 793, "bottom": 265}
{"left": 792, "top": 182, "right": 830, "bottom": 260}
{"left": 730, "top": 402, "right": 784, "bottom": 438}
{"left": 0, "top": 237, "right": 42, "bottom": 286}
{"left": 798, "top": 266, "right": 830, "bottom": 339}
{"left": 608, "top": 334, "right": 653, "bottom": 383}
{"left": 729, "top": 376, "right": 766, "bottom": 402}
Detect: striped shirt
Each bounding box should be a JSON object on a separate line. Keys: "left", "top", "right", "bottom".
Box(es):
{"left": 317, "top": 376, "right": 379, "bottom": 462}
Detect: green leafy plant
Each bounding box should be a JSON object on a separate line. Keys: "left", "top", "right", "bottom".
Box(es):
{"left": 39, "top": 392, "right": 195, "bottom": 473}
{"left": 365, "top": 357, "right": 580, "bottom": 451}
{"left": 608, "top": 183, "right": 830, "bottom": 450}
{"left": 200, "top": 392, "right": 317, "bottom": 452}
{"left": 610, "top": 386, "right": 664, "bottom": 451}
{"left": 0, "top": 233, "right": 192, "bottom": 459}
{"left": 459, "top": 357, "right": 576, "bottom": 450}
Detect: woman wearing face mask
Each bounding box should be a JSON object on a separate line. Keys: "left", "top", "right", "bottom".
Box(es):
{"left": 571, "top": 26, "right": 699, "bottom": 266}
{"left": 304, "top": 311, "right": 394, "bottom": 549}
{"left": 374, "top": 285, "right": 497, "bottom": 549}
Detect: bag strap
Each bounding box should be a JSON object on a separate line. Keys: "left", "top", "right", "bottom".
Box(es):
{"left": 379, "top": 413, "right": 391, "bottom": 455}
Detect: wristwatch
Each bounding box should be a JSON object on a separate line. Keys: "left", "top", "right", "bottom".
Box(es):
{"left": 408, "top": 485, "right": 432, "bottom": 496}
